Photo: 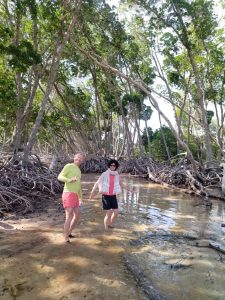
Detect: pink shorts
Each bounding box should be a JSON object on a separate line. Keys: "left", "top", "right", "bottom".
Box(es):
{"left": 62, "top": 192, "right": 79, "bottom": 208}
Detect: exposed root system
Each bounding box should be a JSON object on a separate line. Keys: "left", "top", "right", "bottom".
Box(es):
{"left": 0, "top": 154, "right": 224, "bottom": 215}
{"left": 0, "top": 154, "right": 62, "bottom": 215}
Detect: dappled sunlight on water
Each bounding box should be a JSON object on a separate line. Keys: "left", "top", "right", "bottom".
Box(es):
{"left": 1, "top": 174, "right": 224, "bottom": 300}
{"left": 119, "top": 177, "right": 225, "bottom": 300}
{"left": 119, "top": 177, "right": 225, "bottom": 239}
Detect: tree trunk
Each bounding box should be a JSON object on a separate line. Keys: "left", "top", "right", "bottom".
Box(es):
{"left": 144, "top": 118, "right": 151, "bottom": 155}
{"left": 11, "top": 70, "right": 40, "bottom": 152}
{"left": 221, "top": 163, "right": 225, "bottom": 195}
{"left": 171, "top": 1, "right": 213, "bottom": 163}
{"left": 158, "top": 112, "right": 170, "bottom": 160}
{"left": 79, "top": 49, "right": 197, "bottom": 169}
{"left": 22, "top": 4, "right": 82, "bottom": 164}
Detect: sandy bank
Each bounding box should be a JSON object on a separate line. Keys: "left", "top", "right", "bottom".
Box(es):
{"left": 0, "top": 174, "right": 144, "bottom": 300}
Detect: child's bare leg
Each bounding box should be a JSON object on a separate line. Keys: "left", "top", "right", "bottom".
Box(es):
{"left": 109, "top": 209, "right": 118, "bottom": 227}
{"left": 104, "top": 210, "right": 112, "bottom": 230}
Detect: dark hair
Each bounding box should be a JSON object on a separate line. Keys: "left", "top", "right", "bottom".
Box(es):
{"left": 108, "top": 159, "right": 119, "bottom": 170}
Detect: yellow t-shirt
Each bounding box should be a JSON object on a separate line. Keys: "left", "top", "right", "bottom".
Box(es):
{"left": 58, "top": 163, "right": 82, "bottom": 199}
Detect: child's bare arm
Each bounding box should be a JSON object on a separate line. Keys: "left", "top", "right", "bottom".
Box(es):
{"left": 89, "top": 178, "right": 100, "bottom": 199}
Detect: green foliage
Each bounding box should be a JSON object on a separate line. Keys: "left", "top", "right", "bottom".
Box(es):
{"left": 212, "top": 140, "right": 220, "bottom": 159}
{"left": 122, "top": 92, "right": 143, "bottom": 112}
{"left": 167, "top": 71, "right": 180, "bottom": 86}
{"left": 0, "top": 0, "right": 224, "bottom": 159}
{"left": 142, "top": 125, "right": 177, "bottom": 160}
{"left": 104, "top": 92, "right": 121, "bottom": 114}
{"left": 150, "top": 126, "right": 177, "bottom": 161}
{"left": 0, "top": 26, "right": 13, "bottom": 43}
{"left": 0, "top": 6, "right": 41, "bottom": 72}
{"left": 80, "top": 1, "right": 128, "bottom": 60}
{"left": 206, "top": 110, "right": 214, "bottom": 125}
{"left": 0, "top": 69, "right": 17, "bottom": 135}
{"left": 67, "top": 87, "right": 92, "bottom": 118}
{"left": 40, "top": 0, "right": 63, "bottom": 31}
{"left": 188, "top": 141, "right": 199, "bottom": 160}
{"left": 205, "top": 88, "right": 217, "bottom": 101}
{"left": 186, "top": 133, "right": 219, "bottom": 161}
{"left": 141, "top": 127, "right": 153, "bottom": 146}
{"left": 6, "top": 41, "right": 42, "bottom": 72}
{"left": 16, "top": 0, "right": 38, "bottom": 18}
{"left": 140, "top": 105, "right": 153, "bottom": 121}
{"left": 123, "top": 40, "right": 139, "bottom": 61}
{"left": 0, "top": 65, "right": 17, "bottom": 110}
{"left": 189, "top": 0, "right": 217, "bottom": 40}
{"left": 138, "top": 63, "right": 155, "bottom": 85}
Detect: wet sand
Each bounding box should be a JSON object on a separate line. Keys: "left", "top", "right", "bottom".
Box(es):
{"left": 2, "top": 174, "right": 224, "bottom": 300}
{"left": 0, "top": 175, "right": 144, "bottom": 300}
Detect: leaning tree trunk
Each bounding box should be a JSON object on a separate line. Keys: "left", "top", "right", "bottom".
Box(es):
{"left": 158, "top": 112, "right": 171, "bottom": 160}
{"left": 78, "top": 48, "right": 198, "bottom": 170}
{"left": 188, "top": 49, "right": 213, "bottom": 164}
{"left": 171, "top": 2, "right": 213, "bottom": 164}
{"left": 104, "top": 70, "right": 135, "bottom": 157}
{"left": 214, "top": 99, "right": 225, "bottom": 160}
{"left": 53, "top": 83, "right": 91, "bottom": 152}
{"left": 134, "top": 105, "right": 145, "bottom": 156}
{"left": 22, "top": 3, "right": 82, "bottom": 164}
{"left": 143, "top": 117, "right": 151, "bottom": 155}
{"left": 12, "top": 72, "right": 23, "bottom": 153}
{"left": 10, "top": 7, "right": 40, "bottom": 154}
{"left": 11, "top": 70, "right": 40, "bottom": 153}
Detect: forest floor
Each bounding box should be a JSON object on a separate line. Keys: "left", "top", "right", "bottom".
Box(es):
{"left": 0, "top": 174, "right": 145, "bottom": 300}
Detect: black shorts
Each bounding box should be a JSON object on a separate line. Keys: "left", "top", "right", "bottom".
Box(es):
{"left": 102, "top": 195, "right": 118, "bottom": 210}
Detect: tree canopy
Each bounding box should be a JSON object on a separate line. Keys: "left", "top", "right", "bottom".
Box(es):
{"left": 0, "top": 0, "right": 224, "bottom": 165}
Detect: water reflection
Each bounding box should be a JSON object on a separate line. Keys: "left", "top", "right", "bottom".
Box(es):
{"left": 118, "top": 177, "right": 225, "bottom": 300}
{"left": 119, "top": 178, "right": 225, "bottom": 241}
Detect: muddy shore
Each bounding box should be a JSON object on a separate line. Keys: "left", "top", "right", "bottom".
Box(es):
{"left": 0, "top": 174, "right": 146, "bottom": 300}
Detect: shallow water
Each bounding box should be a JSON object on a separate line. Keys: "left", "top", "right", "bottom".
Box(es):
{"left": 118, "top": 177, "right": 225, "bottom": 300}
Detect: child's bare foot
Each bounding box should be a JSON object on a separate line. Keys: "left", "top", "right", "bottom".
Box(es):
{"left": 68, "top": 234, "right": 76, "bottom": 238}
